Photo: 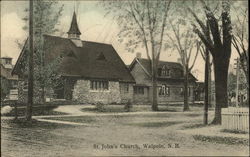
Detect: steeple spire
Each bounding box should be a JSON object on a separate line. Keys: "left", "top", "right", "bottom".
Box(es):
{"left": 67, "top": 11, "right": 81, "bottom": 39}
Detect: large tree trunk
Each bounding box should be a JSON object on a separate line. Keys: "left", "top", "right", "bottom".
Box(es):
{"left": 183, "top": 65, "right": 190, "bottom": 111}
{"left": 152, "top": 61, "right": 158, "bottom": 111}
{"left": 211, "top": 56, "right": 230, "bottom": 124}
{"left": 152, "top": 76, "right": 158, "bottom": 111}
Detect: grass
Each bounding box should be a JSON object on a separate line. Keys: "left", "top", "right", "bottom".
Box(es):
{"left": 80, "top": 104, "right": 192, "bottom": 113}
{"left": 193, "top": 134, "right": 249, "bottom": 146}
{"left": 81, "top": 105, "right": 152, "bottom": 113}
{"left": 42, "top": 116, "right": 96, "bottom": 123}
{"left": 2, "top": 105, "right": 67, "bottom": 116}
{"left": 221, "top": 129, "right": 249, "bottom": 134}
{"left": 127, "top": 121, "right": 182, "bottom": 128}
{"left": 1, "top": 118, "right": 74, "bottom": 129}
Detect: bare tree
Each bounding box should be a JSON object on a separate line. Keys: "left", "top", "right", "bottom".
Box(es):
{"left": 200, "top": 44, "right": 213, "bottom": 109}
{"left": 103, "top": 0, "right": 172, "bottom": 111}
{"left": 189, "top": 0, "right": 232, "bottom": 124}
{"left": 231, "top": 2, "right": 249, "bottom": 103}
{"left": 166, "top": 3, "right": 201, "bottom": 111}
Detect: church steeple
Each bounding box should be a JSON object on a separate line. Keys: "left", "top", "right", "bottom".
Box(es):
{"left": 67, "top": 11, "right": 81, "bottom": 39}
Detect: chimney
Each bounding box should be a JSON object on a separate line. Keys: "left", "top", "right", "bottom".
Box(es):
{"left": 136, "top": 52, "right": 142, "bottom": 58}
{"left": 177, "top": 58, "right": 182, "bottom": 64}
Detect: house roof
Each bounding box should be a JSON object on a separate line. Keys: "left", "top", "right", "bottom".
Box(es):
{"left": 194, "top": 82, "right": 205, "bottom": 92}
{"left": 13, "top": 35, "right": 135, "bottom": 83}
{"left": 1, "top": 64, "right": 18, "bottom": 80}
{"left": 130, "top": 58, "right": 197, "bottom": 81}
{"left": 67, "top": 12, "right": 81, "bottom": 35}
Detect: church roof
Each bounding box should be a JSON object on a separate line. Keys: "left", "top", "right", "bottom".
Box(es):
{"left": 13, "top": 35, "right": 135, "bottom": 83}
{"left": 67, "top": 12, "right": 81, "bottom": 35}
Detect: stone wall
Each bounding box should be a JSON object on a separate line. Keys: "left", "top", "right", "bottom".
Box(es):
{"left": 72, "top": 79, "right": 122, "bottom": 104}
{"left": 119, "top": 83, "right": 134, "bottom": 103}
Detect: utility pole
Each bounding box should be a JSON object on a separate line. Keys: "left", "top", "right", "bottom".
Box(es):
{"left": 235, "top": 58, "right": 239, "bottom": 107}
{"left": 26, "top": 0, "right": 34, "bottom": 121}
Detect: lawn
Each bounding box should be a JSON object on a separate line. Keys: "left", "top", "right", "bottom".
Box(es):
{"left": 42, "top": 116, "right": 96, "bottom": 123}
{"left": 2, "top": 106, "right": 249, "bottom": 156}
{"left": 1, "top": 105, "right": 67, "bottom": 116}
{"left": 80, "top": 104, "right": 207, "bottom": 113}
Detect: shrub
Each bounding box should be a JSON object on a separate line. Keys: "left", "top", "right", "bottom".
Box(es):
{"left": 124, "top": 100, "right": 133, "bottom": 112}
{"left": 95, "top": 102, "right": 106, "bottom": 112}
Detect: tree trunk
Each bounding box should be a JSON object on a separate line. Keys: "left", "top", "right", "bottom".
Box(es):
{"left": 152, "top": 76, "right": 158, "bottom": 111}
{"left": 183, "top": 65, "right": 190, "bottom": 111}
{"left": 211, "top": 56, "right": 230, "bottom": 124}
{"left": 152, "top": 61, "right": 158, "bottom": 111}
{"left": 204, "top": 49, "right": 209, "bottom": 124}
{"left": 208, "top": 64, "right": 212, "bottom": 108}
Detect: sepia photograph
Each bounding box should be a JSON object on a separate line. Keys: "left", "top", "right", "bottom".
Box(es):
{"left": 1, "top": 0, "right": 249, "bottom": 156}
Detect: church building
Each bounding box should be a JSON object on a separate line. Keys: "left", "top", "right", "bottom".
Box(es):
{"left": 12, "top": 12, "right": 135, "bottom": 104}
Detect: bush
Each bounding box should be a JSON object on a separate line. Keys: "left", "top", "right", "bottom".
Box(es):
{"left": 95, "top": 102, "right": 106, "bottom": 112}
{"left": 124, "top": 100, "right": 133, "bottom": 112}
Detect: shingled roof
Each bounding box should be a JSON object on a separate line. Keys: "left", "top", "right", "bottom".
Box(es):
{"left": 14, "top": 35, "right": 135, "bottom": 83}
{"left": 130, "top": 58, "right": 197, "bottom": 81}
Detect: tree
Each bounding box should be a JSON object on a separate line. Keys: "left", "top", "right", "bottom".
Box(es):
{"left": 21, "top": 0, "right": 64, "bottom": 104}
{"left": 231, "top": 1, "right": 249, "bottom": 103}
{"left": 189, "top": 0, "right": 232, "bottom": 124}
{"left": 200, "top": 44, "right": 213, "bottom": 109}
{"left": 200, "top": 44, "right": 212, "bottom": 124}
{"left": 166, "top": 2, "right": 201, "bottom": 111}
{"left": 103, "top": 0, "right": 172, "bottom": 111}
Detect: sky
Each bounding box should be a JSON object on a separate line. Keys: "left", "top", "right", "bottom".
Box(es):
{"left": 1, "top": 0, "right": 244, "bottom": 81}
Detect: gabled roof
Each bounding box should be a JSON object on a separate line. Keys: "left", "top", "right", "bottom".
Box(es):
{"left": 129, "top": 58, "right": 197, "bottom": 81}
{"left": 67, "top": 12, "right": 81, "bottom": 35}
{"left": 194, "top": 82, "right": 205, "bottom": 92}
{"left": 1, "top": 64, "right": 18, "bottom": 80}
{"left": 13, "top": 35, "right": 135, "bottom": 83}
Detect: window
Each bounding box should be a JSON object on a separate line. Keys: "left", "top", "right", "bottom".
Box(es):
{"left": 161, "top": 65, "right": 170, "bottom": 77}
{"left": 67, "top": 51, "right": 76, "bottom": 58}
{"left": 180, "top": 87, "right": 183, "bottom": 96}
{"left": 134, "top": 87, "right": 144, "bottom": 95}
{"left": 166, "top": 87, "right": 170, "bottom": 96}
{"left": 159, "top": 85, "right": 170, "bottom": 96}
{"left": 166, "top": 69, "right": 170, "bottom": 77}
{"left": 90, "top": 80, "right": 109, "bottom": 91}
{"left": 180, "top": 87, "right": 191, "bottom": 96}
{"left": 159, "top": 85, "right": 166, "bottom": 96}
{"left": 158, "top": 68, "right": 162, "bottom": 76}
{"left": 97, "top": 52, "right": 106, "bottom": 60}
{"left": 120, "top": 83, "right": 129, "bottom": 93}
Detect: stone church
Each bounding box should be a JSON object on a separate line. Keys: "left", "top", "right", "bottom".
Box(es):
{"left": 12, "top": 12, "right": 135, "bottom": 104}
